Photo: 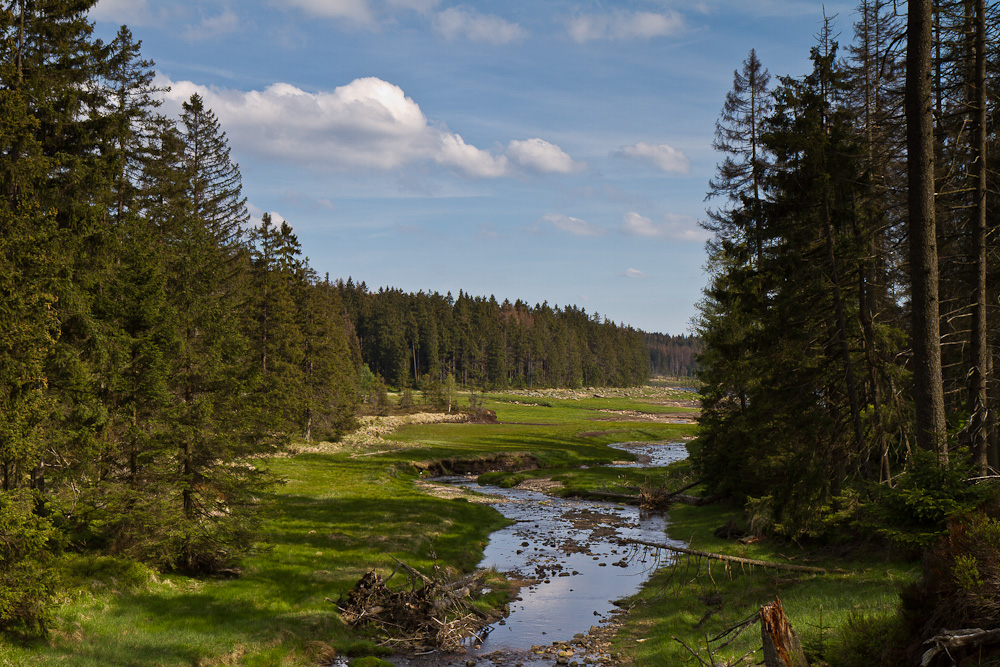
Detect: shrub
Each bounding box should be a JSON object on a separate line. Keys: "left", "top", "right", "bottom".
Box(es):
{"left": 0, "top": 490, "right": 57, "bottom": 635}
{"left": 860, "top": 449, "right": 988, "bottom": 551}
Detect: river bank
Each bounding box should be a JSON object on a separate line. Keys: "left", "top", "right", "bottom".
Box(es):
{"left": 2, "top": 387, "right": 914, "bottom": 667}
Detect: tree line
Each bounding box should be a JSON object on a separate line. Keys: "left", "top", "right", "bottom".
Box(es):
{"left": 644, "top": 333, "right": 701, "bottom": 377}
{"left": 694, "top": 1, "right": 999, "bottom": 536}
{"left": 337, "top": 280, "right": 652, "bottom": 391}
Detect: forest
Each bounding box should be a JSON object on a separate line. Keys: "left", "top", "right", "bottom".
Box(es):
{"left": 336, "top": 281, "right": 652, "bottom": 391}
{"left": 694, "top": 0, "right": 1000, "bottom": 656}
{"left": 0, "top": 1, "right": 688, "bottom": 635}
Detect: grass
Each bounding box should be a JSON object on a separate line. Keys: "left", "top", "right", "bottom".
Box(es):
{"left": 2, "top": 388, "right": 912, "bottom": 666}
{"left": 611, "top": 480, "right": 919, "bottom": 666}
{"left": 3, "top": 389, "right": 694, "bottom": 666}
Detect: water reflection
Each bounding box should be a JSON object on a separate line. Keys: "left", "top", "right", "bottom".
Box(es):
{"left": 436, "top": 440, "right": 688, "bottom": 654}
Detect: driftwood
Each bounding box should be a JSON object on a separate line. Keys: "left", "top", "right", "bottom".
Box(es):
{"left": 333, "top": 560, "right": 497, "bottom": 651}
{"left": 639, "top": 479, "right": 720, "bottom": 510}
{"left": 920, "top": 628, "right": 1000, "bottom": 666}
{"left": 674, "top": 491, "right": 727, "bottom": 506}
{"left": 625, "top": 539, "right": 845, "bottom": 575}
{"left": 760, "top": 598, "right": 808, "bottom": 667}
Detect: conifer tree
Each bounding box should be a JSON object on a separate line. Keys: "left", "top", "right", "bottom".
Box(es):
{"left": 159, "top": 96, "right": 269, "bottom": 572}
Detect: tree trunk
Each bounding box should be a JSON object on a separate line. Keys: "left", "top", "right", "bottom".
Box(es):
{"left": 760, "top": 598, "right": 809, "bottom": 667}
{"left": 966, "top": 0, "right": 988, "bottom": 474}
{"left": 906, "top": 0, "right": 947, "bottom": 461}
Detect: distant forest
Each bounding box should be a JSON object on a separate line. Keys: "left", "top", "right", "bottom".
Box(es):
{"left": 337, "top": 280, "right": 655, "bottom": 391}
{"left": 644, "top": 333, "right": 701, "bottom": 377}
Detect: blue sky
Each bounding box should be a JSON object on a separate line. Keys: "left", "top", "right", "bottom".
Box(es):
{"left": 90, "top": 0, "right": 856, "bottom": 334}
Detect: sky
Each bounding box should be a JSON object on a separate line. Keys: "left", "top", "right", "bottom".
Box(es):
{"left": 89, "top": 0, "right": 858, "bottom": 335}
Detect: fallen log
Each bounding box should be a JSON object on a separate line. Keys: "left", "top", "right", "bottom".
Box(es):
{"left": 625, "top": 539, "right": 846, "bottom": 574}
{"left": 920, "top": 628, "right": 1000, "bottom": 666}
{"left": 671, "top": 491, "right": 727, "bottom": 506}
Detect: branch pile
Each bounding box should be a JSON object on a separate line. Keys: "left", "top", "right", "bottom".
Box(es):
{"left": 334, "top": 560, "right": 498, "bottom": 652}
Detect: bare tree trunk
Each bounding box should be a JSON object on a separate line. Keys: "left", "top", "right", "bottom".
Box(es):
{"left": 967, "top": 0, "right": 989, "bottom": 474}
{"left": 760, "top": 598, "right": 809, "bottom": 667}
{"left": 906, "top": 0, "right": 947, "bottom": 461}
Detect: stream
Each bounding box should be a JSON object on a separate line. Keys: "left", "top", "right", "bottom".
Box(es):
{"left": 392, "top": 440, "right": 689, "bottom": 667}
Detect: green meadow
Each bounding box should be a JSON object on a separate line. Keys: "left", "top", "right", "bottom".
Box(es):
{"left": 1, "top": 389, "right": 689, "bottom": 666}
{"left": 1, "top": 388, "right": 912, "bottom": 666}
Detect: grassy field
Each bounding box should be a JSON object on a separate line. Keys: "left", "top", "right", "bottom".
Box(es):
{"left": 1, "top": 387, "right": 695, "bottom": 666}
{"left": 2, "top": 386, "right": 913, "bottom": 666}
{"left": 610, "top": 476, "right": 918, "bottom": 666}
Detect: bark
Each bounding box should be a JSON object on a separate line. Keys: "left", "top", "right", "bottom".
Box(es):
{"left": 760, "top": 598, "right": 809, "bottom": 667}
{"left": 967, "top": 0, "right": 989, "bottom": 474}
{"left": 920, "top": 628, "right": 1000, "bottom": 666}
{"left": 906, "top": 0, "right": 947, "bottom": 460}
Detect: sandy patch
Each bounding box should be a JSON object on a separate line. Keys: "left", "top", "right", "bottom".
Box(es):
{"left": 414, "top": 479, "right": 506, "bottom": 504}
{"left": 284, "top": 412, "right": 470, "bottom": 456}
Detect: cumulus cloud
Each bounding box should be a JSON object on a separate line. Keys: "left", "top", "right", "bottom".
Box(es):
{"left": 621, "top": 212, "right": 709, "bottom": 242}
{"left": 567, "top": 10, "right": 685, "bottom": 42}
{"left": 434, "top": 6, "right": 527, "bottom": 43}
{"left": 159, "top": 76, "right": 511, "bottom": 179}
{"left": 543, "top": 213, "right": 605, "bottom": 237}
{"left": 279, "top": 0, "right": 374, "bottom": 24}
{"left": 507, "top": 138, "right": 581, "bottom": 174}
{"left": 617, "top": 142, "right": 690, "bottom": 174}
{"left": 622, "top": 268, "right": 646, "bottom": 279}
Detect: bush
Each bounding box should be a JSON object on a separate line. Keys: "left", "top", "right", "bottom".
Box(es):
{"left": 900, "top": 502, "right": 1000, "bottom": 663}
{"left": 0, "top": 490, "right": 57, "bottom": 635}
{"left": 830, "top": 609, "right": 907, "bottom": 667}
{"left": 860, "top": 450, "right": 988, "bottom": 551}
{"left": 58, "top": 555, "right": 153, "bottom": 592}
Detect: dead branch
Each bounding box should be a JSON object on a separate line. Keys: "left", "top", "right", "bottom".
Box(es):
{"left": 920, "top": 628, "right": 1000, "bottom": 666}
{"left": 625, "top": 539, "right": 846, "bottom": 575}
{"left": 334, "top": 562, "right": 500, "bottom": 652}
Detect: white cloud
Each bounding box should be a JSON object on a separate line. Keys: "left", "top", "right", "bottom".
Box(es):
{"left": 543, "top": 213, "right": 605, "bottom": 237}
{"left": 621, "top": 212, "right": 709, "bottom": 242}
{"left": 91, "top": 0, "right": 154, "bottom": 25}
{"left": 438, "top": 132, "right": 510, "bottom": 177}
{"left": 568, "top": 10, "right": 685, "bottom": 42}
{"left": 279, "top": 0, "right": 374, "bottom": 24}
{"left": 183, "top": 9, "right": 241, "bottom": 41}
{"left": 434, "top": 7, "right": 527, "bottom": 44}
{"left": 247, "top": 203, "right": 288, "bottom": 228}
{"left": 159, "top": 76, "right": 510, "bottom": 179}
{"left": 622, "top": 268, "right": 646, "bottom": 279}
{"left": 618, "top": 142, "right": 690, "bottom": 174}
{"left": 507, "top": 138, "right": 581, "bottom": 174}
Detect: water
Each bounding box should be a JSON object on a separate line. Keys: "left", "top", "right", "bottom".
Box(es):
{"left": 608, "top": 439, "right": 690, "bottom": 468}
{"left": 435, "top": 439, "right": 688, "bottom": 655}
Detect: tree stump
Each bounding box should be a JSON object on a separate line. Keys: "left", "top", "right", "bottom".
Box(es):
{"left": 760, "top": 598, "right": 808, "bottom": 667}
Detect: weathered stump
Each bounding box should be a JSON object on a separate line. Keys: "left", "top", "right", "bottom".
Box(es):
{"left": 760, "top": 597, "right": 808, "bottom": 667}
